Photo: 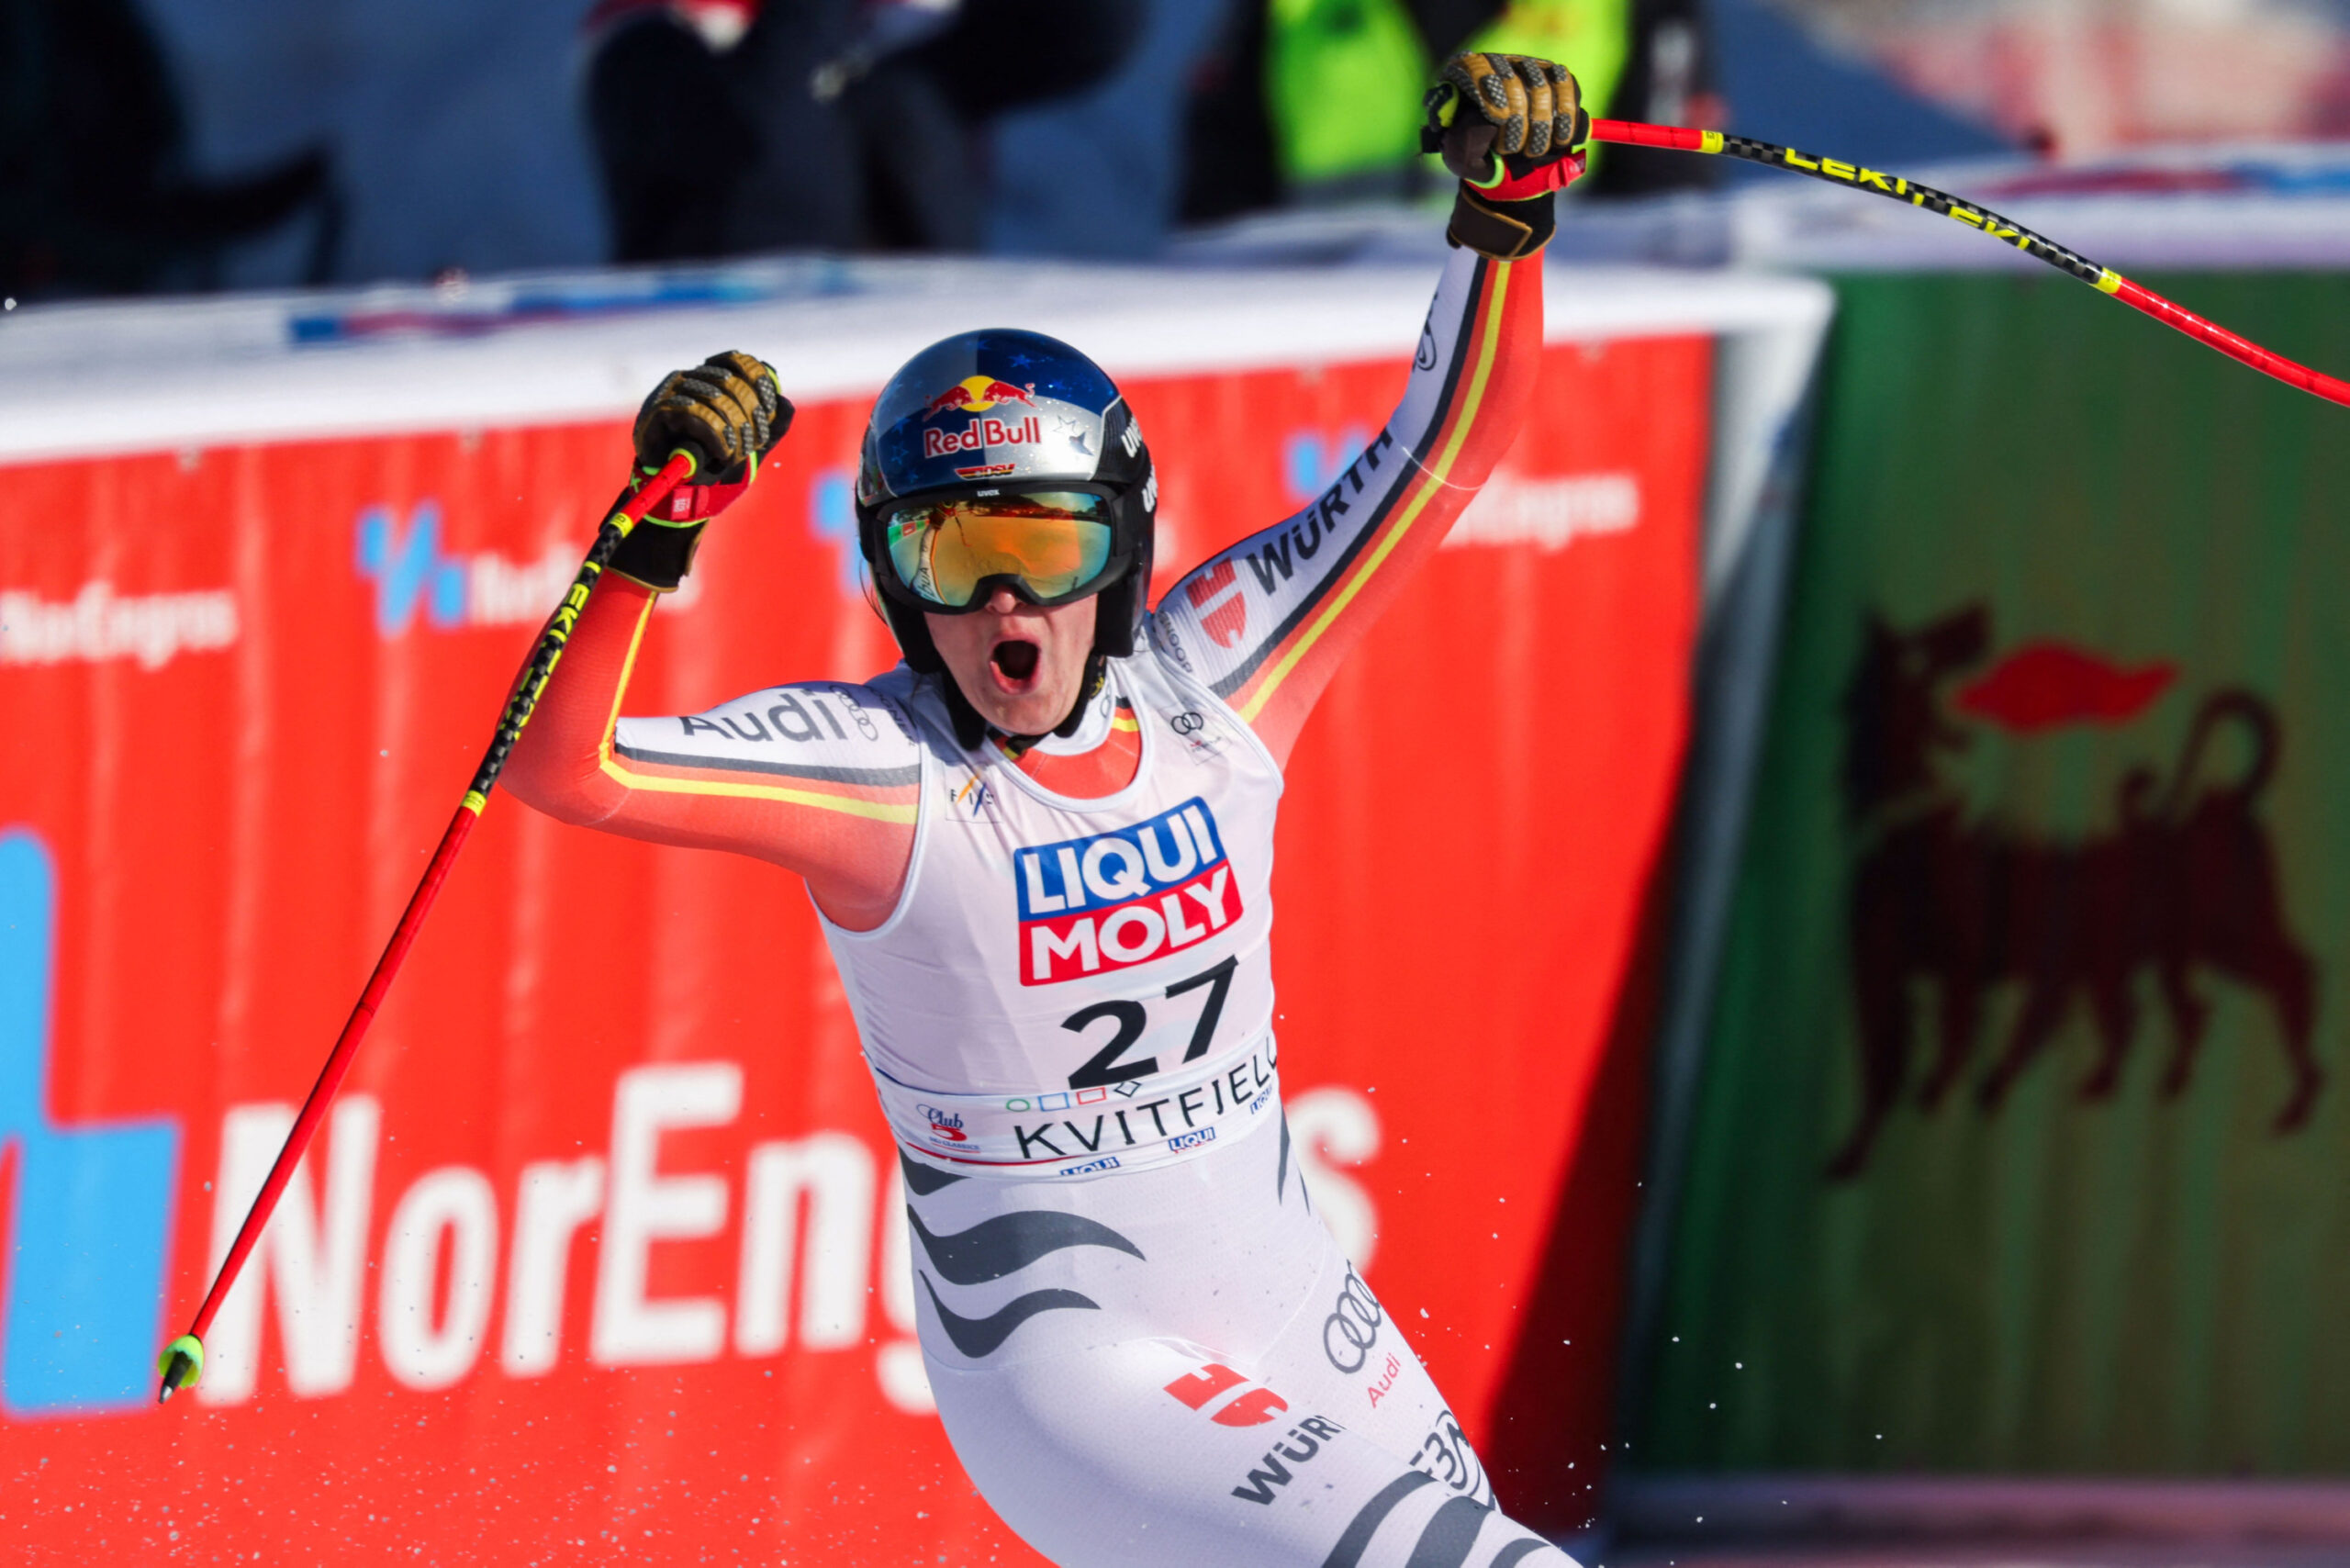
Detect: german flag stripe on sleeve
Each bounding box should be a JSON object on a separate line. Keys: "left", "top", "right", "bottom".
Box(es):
{"left": 1147, "top": 244, "right": 1541, "bottom": 738}
{"left": 594, "top": 596, "right": 923, "bottom": 825}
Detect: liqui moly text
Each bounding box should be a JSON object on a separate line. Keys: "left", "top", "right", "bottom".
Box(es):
{"left": 1015, "top": 797, "right": 1240, "bottom": 984}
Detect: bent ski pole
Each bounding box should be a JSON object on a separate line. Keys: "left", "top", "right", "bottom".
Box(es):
{"left": 154, "top": 449, "right": 700, "bottom": 1403}
{"left": 1421, "top": 86, "right": 2349, "bottom": 409}
{"left": 1582, "top": 119, "right": 2349, "bottom": 408}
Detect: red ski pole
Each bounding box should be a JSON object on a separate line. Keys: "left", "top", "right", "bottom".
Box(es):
{"left": 1420, "top": 86, "right": 2348, "bottom": 408}
{"left": 1584, "top": 118, "right": 2350, "bottom": 408}
{"left": 155, "top": 449, "right": 700, "bottom": 1402}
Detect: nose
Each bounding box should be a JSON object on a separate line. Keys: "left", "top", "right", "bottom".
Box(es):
{"left": 985, "top": 586, "right": 1022, "bottom": 615}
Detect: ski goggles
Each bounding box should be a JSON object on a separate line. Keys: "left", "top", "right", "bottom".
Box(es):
{"left": 878, "top": 489, "right": 1119, "bottom": 610}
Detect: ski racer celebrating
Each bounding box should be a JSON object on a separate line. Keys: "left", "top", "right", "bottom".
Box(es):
{"left": 509, "top": 50, "right": 1589, "bottom": 1568}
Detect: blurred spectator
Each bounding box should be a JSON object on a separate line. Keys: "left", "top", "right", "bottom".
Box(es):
{"left": 1707, "top": 0, "right": 2010, "bottom": 175}
{"left": 1181, "top": 0, "right": 1283, "bottom": 224}
{"left": 986, "top": 0, "right": 1238, "bottom": 258}
{"left": 583, "top": 0, "right": 1144, "bottom": 260}
{"left": 0, "top": 0, "right": 335, "bottom": 298}
{"left": 1773, "top": 0, "right": 2350, "bottom": 157}
{"left": 1180, "top": 0, "right": 1715, "bottom": 222}
{"left": 140, "top": 0, "right": 607, "bottom": 288}
{"left": 1580, "top": 0, "right": 1722, "bottom": 196}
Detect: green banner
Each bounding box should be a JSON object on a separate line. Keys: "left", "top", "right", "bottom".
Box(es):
{"left": 1639, "top": 270, "right": 2350, "bottom": 1475}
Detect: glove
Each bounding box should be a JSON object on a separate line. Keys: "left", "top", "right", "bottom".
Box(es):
{"left": 635, "top": 349, "right": 786, "bottom": 481}
{"left": 610, "top": 351, "right": 793, "bottom": 591}
{"left": 1420, "top": 53, "right": 1589, "bottom": 262}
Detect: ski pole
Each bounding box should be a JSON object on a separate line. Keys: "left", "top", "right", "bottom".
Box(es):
{"left": 1585, "top": 118, "right": 2350, "bottom": 408}
{"left": 155, "top": 448, "right": 700, "bottom": 1403}
{"left": 1420, "top": 84, "right": 2348, "bottom": 408}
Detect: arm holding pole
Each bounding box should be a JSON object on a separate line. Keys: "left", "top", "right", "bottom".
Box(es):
{"left": 155, "top": 447, "right": 701, "bottom": 1402}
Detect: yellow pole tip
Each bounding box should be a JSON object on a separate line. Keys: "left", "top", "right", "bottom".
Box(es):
{"left": 156, "top": 1335, "right": 205, "bottom": 1400}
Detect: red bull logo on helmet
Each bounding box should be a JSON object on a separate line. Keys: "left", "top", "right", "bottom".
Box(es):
{"left": 922, "top": 375, "right": 1038, "bottom": 419}
{"left": 1015, "top": 798, "right": 1240, "bottom": 984}
{"left": 923, "top": 414, "right": 1043, "bottom": 459}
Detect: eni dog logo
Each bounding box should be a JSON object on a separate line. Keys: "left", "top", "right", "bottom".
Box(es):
{"left": 1830, "top": 605, "right": 2322, "bottom": 1179}
{"left": 1014, "top": 798, "right": 1241, "bottom": 985}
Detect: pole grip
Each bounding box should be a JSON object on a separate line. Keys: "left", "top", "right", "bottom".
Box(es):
{"left": 1589, "top": 118, "right": 1711, "bottom": 151}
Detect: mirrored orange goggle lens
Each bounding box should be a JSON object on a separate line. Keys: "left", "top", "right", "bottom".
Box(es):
{"left": 882, "top": 493, "right": 1115, "bottom": 608}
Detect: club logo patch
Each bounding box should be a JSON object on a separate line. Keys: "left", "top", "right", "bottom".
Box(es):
{"left": 1014, "top": 798, "right": 1240, "bottom": 984}
{"left": 916, "top": 1103, "right": 968, "bottom": 1145}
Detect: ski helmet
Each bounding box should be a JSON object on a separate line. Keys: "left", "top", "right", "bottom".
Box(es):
{"left": 856, "top": 329, "right": 1157, "bottom": 695}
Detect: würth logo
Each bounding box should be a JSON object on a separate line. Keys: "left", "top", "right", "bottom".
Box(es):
{"left": 1014, "top": 799, "right": 1239, "bottom": 984}
{"left": 1830, "top": 606, "right": 2322, "bottom": 1179}
{"left": 1183, "top": 559, "right": 1248, "bottom": 649}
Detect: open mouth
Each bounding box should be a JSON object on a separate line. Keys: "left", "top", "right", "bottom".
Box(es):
{"left": 989, "top": 639, "right": 1041, "bottom": 689}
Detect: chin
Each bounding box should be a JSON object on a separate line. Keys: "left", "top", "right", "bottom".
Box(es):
{"left": 969, "top": 683, "right": 1075, "bottom": 737}
{"left": 925, "top": 601, "right": 1100, "bottom": 738}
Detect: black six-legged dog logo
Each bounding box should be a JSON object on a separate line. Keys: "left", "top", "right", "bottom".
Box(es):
{"left": 1829, "top": 605, "right": 2322, "bottom": 1180}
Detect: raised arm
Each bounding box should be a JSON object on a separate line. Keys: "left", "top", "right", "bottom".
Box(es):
{"left": 1149, "top": 51, "right": 1581, "bottom": 767}
{"left": 504, "top": 352, "right": 919, "bottom": 932}
{"left": 1150, "top": 244, "right": 1544, "bottom": 764}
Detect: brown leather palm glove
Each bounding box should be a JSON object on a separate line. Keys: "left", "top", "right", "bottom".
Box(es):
{"left": 1421, "top": 53, "right": 1590, "bottom": 262}
{"left": 611, "top": 351, "right": 794, "bottom": 591}
{"left": 633, "top": 350, "right": 786, "bottom": 485}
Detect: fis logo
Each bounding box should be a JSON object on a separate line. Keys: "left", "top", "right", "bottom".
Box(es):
{"left": 1014, "top": 799, "right": 1240, "bottom": 985}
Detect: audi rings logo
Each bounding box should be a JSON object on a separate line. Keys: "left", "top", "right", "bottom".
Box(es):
{"left": 1170, "top": 711, "right": 1206, "bottom": 736}
{"left": 1322, "top": 1267, "right": 1384, "bottom": 1373}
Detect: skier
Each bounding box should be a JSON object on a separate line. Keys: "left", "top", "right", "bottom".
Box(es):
{"left": 509, "top": 50, "right": 1588, "bottom": 1568}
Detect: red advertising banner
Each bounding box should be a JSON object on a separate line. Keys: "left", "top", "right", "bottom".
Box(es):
{"left": 0, "top": 333, "right": 1706, "bottom": 1562}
